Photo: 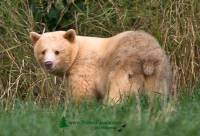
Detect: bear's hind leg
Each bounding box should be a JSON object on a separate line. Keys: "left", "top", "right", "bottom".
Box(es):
{"left": 105, "top": 70, "right": 144, "bottom": 104}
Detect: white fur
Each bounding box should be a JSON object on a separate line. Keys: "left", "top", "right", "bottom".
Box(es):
{"left": 44, "top": 50, "right": 55, "bottom": 63}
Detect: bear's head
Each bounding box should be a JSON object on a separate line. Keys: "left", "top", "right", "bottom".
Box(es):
{"left": 30, "top": 29, "right": 79, "bottom": 76}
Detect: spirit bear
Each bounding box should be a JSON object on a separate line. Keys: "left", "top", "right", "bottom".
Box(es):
{"left": 30, "top": 29, "right": 171, "bottom": 103}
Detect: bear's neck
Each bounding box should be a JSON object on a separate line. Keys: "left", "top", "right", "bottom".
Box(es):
{"left": 67, "top": 36, "right": 109, "bottom": 75}
{"left": 65, "top": 39, "right": 79, "bottom": 75}
{"left": 76, "top": 36, "right": 109, "bottom": 58}
{"left": 77, "top": 36, "right": 108, "bottom": 51}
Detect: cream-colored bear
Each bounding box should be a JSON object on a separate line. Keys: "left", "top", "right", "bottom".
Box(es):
{"left": 30, "top": 29, "right": 171, "bottom": 103}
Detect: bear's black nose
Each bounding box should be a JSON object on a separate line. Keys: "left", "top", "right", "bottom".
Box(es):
{"left": 44, "top": 61, "right": 53, "bottom": 70}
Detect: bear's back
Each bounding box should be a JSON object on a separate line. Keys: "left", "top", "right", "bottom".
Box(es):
{"left": 101, "top": 31, "right": 162, "bottom": 71}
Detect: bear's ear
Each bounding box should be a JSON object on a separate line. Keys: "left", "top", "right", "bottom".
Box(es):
{"left": 64, "top": 29, "right": 76, "bottom": 42}
{"left": 30, "top": 32, "right": 41, "bottom": 45}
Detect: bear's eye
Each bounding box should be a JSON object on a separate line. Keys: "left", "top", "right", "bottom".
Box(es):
{"left": 41, "top": 50, "right": 46, "bottom": 55}
{"left": 55, "top": 51, "right": 59, "bottom": 55}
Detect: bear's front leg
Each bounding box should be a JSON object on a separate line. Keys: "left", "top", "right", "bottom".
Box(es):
{"left": 67, "top": 75, "right": 98, "bottom": 103}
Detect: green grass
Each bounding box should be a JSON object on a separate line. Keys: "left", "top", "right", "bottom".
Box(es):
{"left": 1, "top": 88, "right": 200, "bottom": 136}
{"left": 1, "top": 0, "right": 200, "bottom": 102}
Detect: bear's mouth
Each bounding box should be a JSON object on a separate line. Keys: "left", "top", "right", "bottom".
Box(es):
{"left": 43, "top": 65, "right": 64, "bottom": 76}
{"left": 42, "top": 64, "right": 55, "bottom": 72}
{"left": 48, "top": 68, "right": 65, "bottom": 77}
{"left": 45, "top": 67, "right": 55, "bottom": 72}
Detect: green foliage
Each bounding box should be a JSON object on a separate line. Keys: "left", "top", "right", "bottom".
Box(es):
{"left": 0, "top": 1, "right": 200, "bottom": 135}
{"left": 0, "top": 0, "right": 200, "bottom": 110}
{"left": 0, "top": 88, "right": 200, "bottom": 136}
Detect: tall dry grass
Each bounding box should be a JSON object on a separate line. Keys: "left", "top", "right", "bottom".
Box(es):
{"left": 0, "top": 0, "right": 200, "bottom": 106}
